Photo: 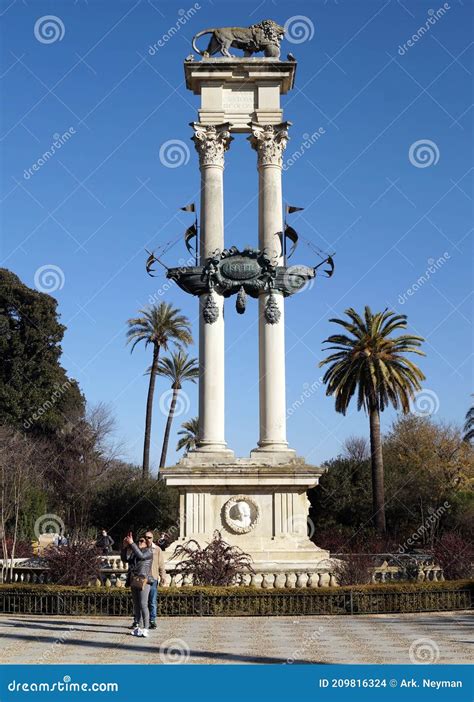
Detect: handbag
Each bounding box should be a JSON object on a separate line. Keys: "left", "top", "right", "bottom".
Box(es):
{"left": 130, "top": 574, "right": 147, "bottom": 590}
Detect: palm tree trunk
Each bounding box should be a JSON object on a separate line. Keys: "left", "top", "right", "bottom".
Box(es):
{"left": 159, "top": 388, "right": 178, "bottom": 469}
{"left": 369, "top": 405, "right": 386, "bottom": 534}
{"left": 142, "top": 344, "right": 160, "bottom": 478}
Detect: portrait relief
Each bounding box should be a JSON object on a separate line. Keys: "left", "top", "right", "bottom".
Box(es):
{"left": 223, "top": 495, "right": 260, "bottom": 534}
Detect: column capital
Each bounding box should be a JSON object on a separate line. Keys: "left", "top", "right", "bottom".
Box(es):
{"left": 248, "top": 121, "right": 291, "bottom": 168}
{"left": 191, "top": 122, "right": 233, "bottom": 168}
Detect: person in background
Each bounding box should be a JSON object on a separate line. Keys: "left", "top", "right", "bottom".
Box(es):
{"left": 121, "top": 533, "right": 153, "bottom": 638}
{"left": 144, "top": 530, "right": 166, "bottom": 629}
{"left": 96, "top": 529, "right": 114, "bottom": 555}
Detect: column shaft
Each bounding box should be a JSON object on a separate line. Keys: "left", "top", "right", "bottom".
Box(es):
{"left": 191, "top": 123, "right": 234, "bottom": 458}
{"left": 249, "top": 123, "right": 295, "bottom": 460}
{"left": 258, "top": 164, "right": 288, "bottom": 450}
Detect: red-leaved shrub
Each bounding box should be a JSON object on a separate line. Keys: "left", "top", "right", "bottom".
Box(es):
{"left": 44, "top": 540, "right": 102, "bottom": 586}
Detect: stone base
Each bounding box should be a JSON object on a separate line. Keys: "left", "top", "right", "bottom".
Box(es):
{"left": 249, "top": 446, "right": 297, "bottom": 465}
{"left": 160, "top": 459, "right": 328, "bottom": 571}
{"left": 180, "top": 447, "right": 235, "bottom": 466}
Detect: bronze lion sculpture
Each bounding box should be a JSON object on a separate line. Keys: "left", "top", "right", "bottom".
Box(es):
{"left": 192, "top": 20, "right": 285, "bottom": 59}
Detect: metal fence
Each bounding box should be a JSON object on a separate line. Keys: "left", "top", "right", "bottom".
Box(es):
{"left": 0, "top": 585, "right": 471, "bottom": 617}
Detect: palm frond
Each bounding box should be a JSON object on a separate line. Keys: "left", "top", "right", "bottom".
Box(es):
{"left": 319, "top": 306, "right": 426, "bottom": 415}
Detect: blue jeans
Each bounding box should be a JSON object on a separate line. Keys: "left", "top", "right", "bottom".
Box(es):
{"left": 148, "top": 579, "right": 158, "bottom": 621}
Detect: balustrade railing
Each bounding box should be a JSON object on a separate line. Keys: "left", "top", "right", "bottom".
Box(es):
{"left": 0, "top": 556, "right": 444, "bottom": 589}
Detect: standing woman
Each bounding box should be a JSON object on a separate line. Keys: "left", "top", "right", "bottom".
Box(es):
{"left": 121, "top": 533, "right": 153, "bottom": 637}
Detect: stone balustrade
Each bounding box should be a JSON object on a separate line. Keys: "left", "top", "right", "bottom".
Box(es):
{"left": 1, "top": 558, "right": 444, "bottom": 588}
{"left": 1, "top": 560, "right": 338, "bottom": 589}
{"left": 371, "top": 564, "right": 444, "bottom": 583}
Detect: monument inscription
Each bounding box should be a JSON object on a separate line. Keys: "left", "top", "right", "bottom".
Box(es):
{"left": 222, "top": 88, "right": 255, "bottom": 112}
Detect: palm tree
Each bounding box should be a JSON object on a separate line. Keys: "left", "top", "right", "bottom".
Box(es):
{"left": 156, "top": 350, "right": 199, "bottom": 468}
{"left": 126, "top": 303, "right": 192, "bottom": 478}
{"left": 463, "top": 400, "right": 474, "bottom": 443}
{"left": 177, "top": 417, "right": 199, "bottom": 453}
{"left": 319, "top": 306, "right": 425, "bottom": 534}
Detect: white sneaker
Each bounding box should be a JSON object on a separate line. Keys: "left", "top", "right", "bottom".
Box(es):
{"left": 140, "top": 629, "right": 149, "bottom": 638}
{"left": 131, "top": 627, "right": 141, "bottom": 637}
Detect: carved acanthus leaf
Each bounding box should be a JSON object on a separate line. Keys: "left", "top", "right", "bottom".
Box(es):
{"left": 249, "top": 122, "right": 290, "bottom": 168}
{"left": 191, "top": 122, "right": 233, "bottom": 168}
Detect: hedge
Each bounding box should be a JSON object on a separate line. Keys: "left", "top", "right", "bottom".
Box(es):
{"left": 0, "top": 580, "right": 472, "bottom": 617}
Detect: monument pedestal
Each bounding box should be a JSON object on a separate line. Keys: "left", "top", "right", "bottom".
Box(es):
{"left": 161, "top": 460, "right": 332, "bottom": 586}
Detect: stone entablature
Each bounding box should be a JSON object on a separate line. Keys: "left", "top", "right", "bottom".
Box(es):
{"left": 184, "top": 58, "right": 297, "bottom": 132}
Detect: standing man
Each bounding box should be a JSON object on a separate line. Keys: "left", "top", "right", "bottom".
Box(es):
{"left": 96, "top": 529, "right": 114, "bottom": 555}
{"left": 144, "top": 530, "right": 166, "bottom": 629}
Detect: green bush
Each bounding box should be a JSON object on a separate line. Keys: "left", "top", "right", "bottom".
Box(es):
{"left": 1, "top": 579, "right": 472, "bottom": 595}
{"left": 0, "top": 580, "right": 471, "bottom": 617}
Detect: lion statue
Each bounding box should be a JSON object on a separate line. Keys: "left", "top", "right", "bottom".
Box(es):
{"left": 192, "top": 20, "right": 285, "bottom": 59}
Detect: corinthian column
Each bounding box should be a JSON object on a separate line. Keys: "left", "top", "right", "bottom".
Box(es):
{"left": 190, "top": 123, "right": 234, "bottom": 460}
{"left": 249, "top": 122, "right": 296, "bottom": 462}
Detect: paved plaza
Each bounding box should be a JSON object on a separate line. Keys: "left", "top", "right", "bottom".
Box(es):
{"left": 0, "top": 612, "right": 471, "bottom": 665}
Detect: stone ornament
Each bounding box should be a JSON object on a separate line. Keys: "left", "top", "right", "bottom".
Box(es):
{"left": 264, "top": 290, "right": 281, "bottom": 324}
{"left": 202, "top": 291, "right": 219, "bottom": 324}
{"left": 191, "top": 122, "right": 233, "bottom": 168}
{"left": 249, "top": 122, "right": 290, "bottom": 168}
{"left": 167, "top": 246, "right": 315, "bottom": 323}
{"left": 192, "top": 20, "right": 285, "bottom": 59}
{"left": 223, "top": 495, "right": 260, "bottom": 534}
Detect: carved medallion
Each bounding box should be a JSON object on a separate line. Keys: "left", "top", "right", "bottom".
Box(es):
{"left": 223, "top": 495, "right": 260, "bottom": 534}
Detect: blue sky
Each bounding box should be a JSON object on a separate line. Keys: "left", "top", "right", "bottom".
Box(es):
{"left": 1, "top": 0, "right": 472, "bottom": 471}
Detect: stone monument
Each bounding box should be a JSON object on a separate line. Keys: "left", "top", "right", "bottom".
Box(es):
{"left": 155, "top": 21, "right": 334, "bottom": 587}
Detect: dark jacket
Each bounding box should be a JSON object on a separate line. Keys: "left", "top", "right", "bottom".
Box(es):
{"left": 96, "top": 535, "right": 114, "bottom": 552}
{"left": 121, "top": 543, "right": 153, "bottom": 585}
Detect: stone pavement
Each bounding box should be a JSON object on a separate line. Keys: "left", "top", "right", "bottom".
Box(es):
{"left": 0, "top": 612, "right": 471, "bottom": 665}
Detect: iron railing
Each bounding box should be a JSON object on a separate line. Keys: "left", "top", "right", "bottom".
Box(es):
{"left": 0, "top": 585, "right": 471, "bottom": 617}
